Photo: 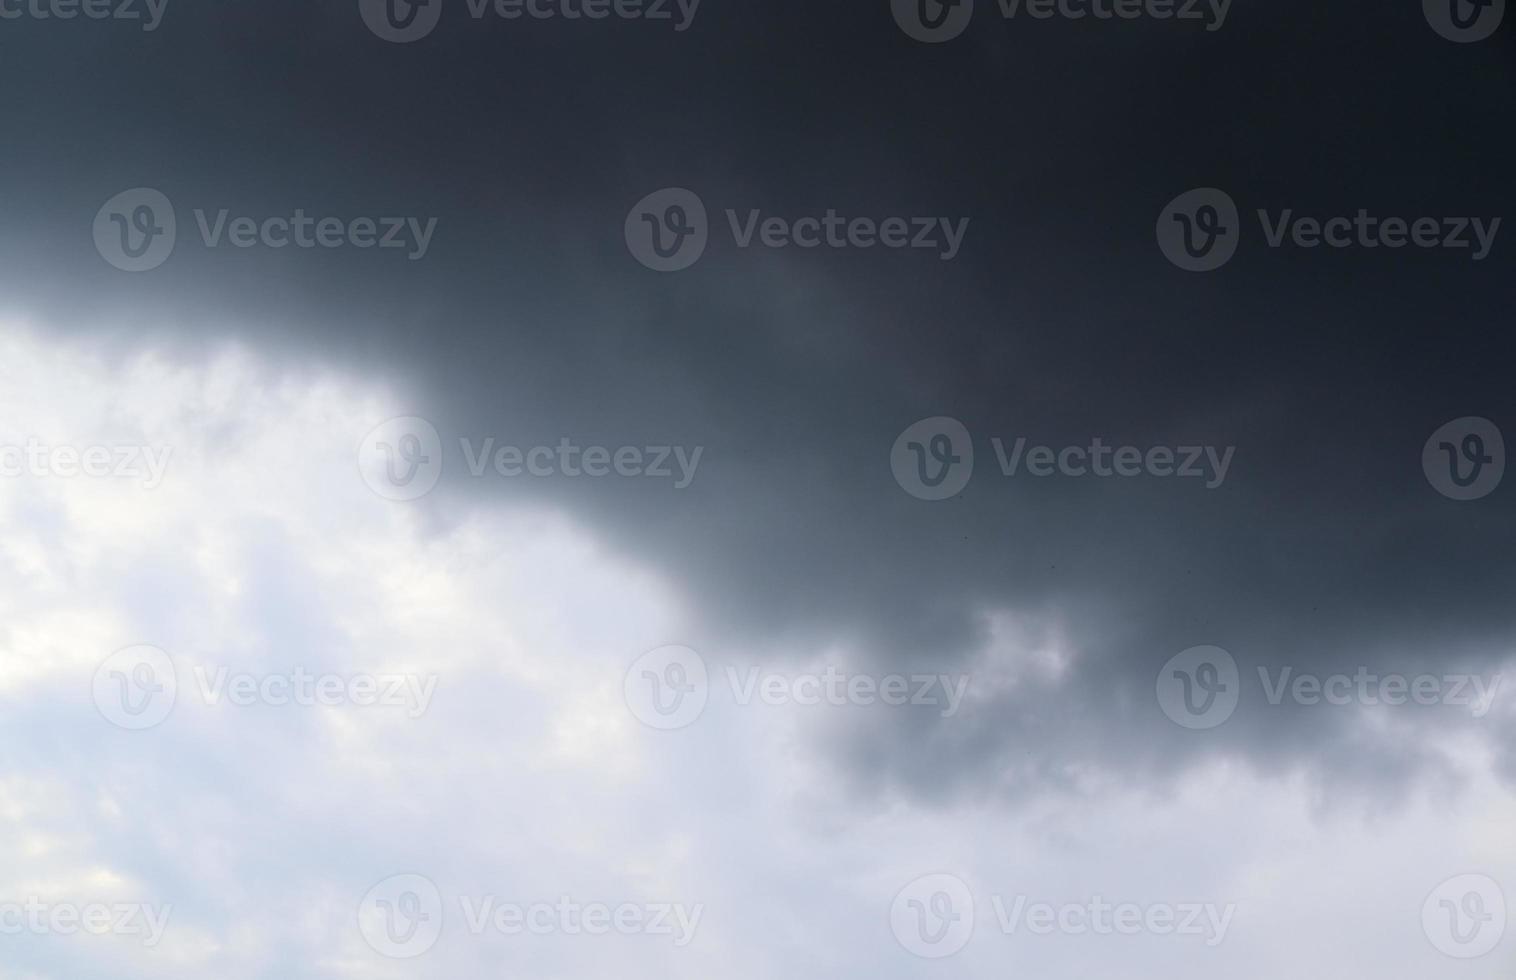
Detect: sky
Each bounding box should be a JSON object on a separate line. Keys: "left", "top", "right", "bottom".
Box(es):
{"left": 0, "top": 1, "right": 1514, "bottom": 977}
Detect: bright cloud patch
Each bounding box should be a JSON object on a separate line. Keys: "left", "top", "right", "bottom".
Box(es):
{"left": 0, "top": 321, "right": 1509, "bottom": 980}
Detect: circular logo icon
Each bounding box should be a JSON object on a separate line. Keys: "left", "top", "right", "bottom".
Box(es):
{"left": 1425, "top": 0, "right": 1504, "bottom": 41}
{"left": 359, "top": 0, "right": 442, "bottom": 42}
{"left": 624, "top": 645, "right": 708, "bottom": 730}
{"left": 359, "top": 873, "right": 444, "bottom": 958}
{"left": 625, "top": 188, "right": 708, "bottom": 272}
{"left": 891, "top": 417, "right": 973, "bottom": 501}
{"left": 1157, "top": 645, "right": 1239, "bottom": 730}
{"left": 358, "top": 417, "right": 444, "bottom": 502}
{"left": 94, "top": 188, "right": 177, "bottom": 273}
{"left": 1156, "top": 188, "right": 1239, "bottom": 272}
{"left": 890, "top": 873, "right": 975, "bottom": 958}
{"left": 93, "top": 645, "right": 177, "bottom": 730}
{"left": 1423, "top": 417, "right": 1504, "bottom": 501}
{"left": 891, "top": 0, "right": 974, "bottom": 42}
{"left": 1423, "top": 874, "right": 1506, "bottom": 958}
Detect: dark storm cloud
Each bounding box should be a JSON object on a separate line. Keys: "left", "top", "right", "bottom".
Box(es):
{"left": 2, "top": 0, "right": 1514, "bottom": 804}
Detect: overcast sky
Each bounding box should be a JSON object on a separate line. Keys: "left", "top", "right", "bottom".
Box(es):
{"left": 0, "top": 1, "right": 1513, "bottom": 978}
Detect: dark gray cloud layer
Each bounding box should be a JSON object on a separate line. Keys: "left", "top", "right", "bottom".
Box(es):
{"left": 2, "top": 0, "right": 1513, "bottom": 805}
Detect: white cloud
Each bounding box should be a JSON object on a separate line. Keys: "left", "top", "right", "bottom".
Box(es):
{"left": 0, "top": 320, "right": 1508, "bottom": 979}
